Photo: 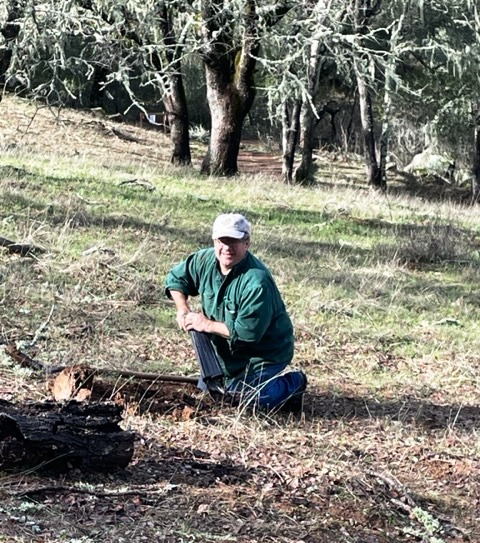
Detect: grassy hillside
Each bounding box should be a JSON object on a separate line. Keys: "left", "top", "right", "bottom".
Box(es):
{"left": 1, "top": 95, "right": 479, "bottom": 542}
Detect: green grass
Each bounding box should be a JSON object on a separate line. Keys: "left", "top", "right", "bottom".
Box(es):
{"left": 1, "top": 95, "right": 480, "bottom": 542}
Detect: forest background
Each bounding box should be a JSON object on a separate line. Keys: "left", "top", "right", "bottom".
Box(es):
{"left": 1, "top": 0, "right": 480, "bottom": 191}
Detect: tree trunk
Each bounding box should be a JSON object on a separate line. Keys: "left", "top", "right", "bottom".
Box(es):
{"left": 379, "top": 10, "right": 405, "bottom": 189}
{"left": 323, "top": 102, "right": 341, "bottom": 149}
{"left": 164, "top": 74, "right": 191, "bottom": 166}
{"left": 353, "top": 0, "right": 384, "bottom": 190}
{"left": 356, "top": 73, "right": 383, "bottom": 189}
{"left": 200, "top": 0, "right": 259, "bottom": 176}
{"left": 158, "top": 2, "right": 191, "bottom": 166}
{"left": 378, "top": 49, "right": 395, "bottom": 190}
{"left": 473, "top": 120, "right": 480, "bottom": 204}
{"left": 88, "top": 66, "right": 109, "bottom": 108}
{"left": 201, "top": 74, "right": 246, "bottom": 175}
{"left": 0, "top": 399, "right": 135, "bottom": 472}
{"left": 79, "top": 0, "right": 192, "bottom": 165}
{"left": 294, "top": 101, "right": 317, "bottom": 185}
{"left": 281, "top": 99, "right": 302, "bottom": 183}
{"left": 0, "top": 235, "right": 44, "bottom": 257}
{"left": 346, "top": 91, "right": 358, "bottom": 152}
{"left": 0, "top": 0, "right": 24, "bottom": 97}
{"left": 378, "top": 107, "right": 389, "bottom": 190}
{"left": 293, "top": 30, "right": 325, "bottom": 185}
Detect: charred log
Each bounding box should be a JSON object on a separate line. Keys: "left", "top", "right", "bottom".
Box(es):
{"left": 0, "top": 399, "right": 135, "bottom": 472}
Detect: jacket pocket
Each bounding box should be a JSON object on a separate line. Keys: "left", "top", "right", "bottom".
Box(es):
{"left": 224, "top": 300, "right": 237, "bottom": 328}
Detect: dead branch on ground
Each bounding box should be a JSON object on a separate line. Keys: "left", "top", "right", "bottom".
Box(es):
{"left": 364, "top": 469, "right": 469, "bottom": 538}
{"left": 0, "top": 236, "right": 45, "bottom": 257}
{"left": 13, "top": 483, "right": 174, "bottom": 499}
{"left": 4, "top": 342, "right": 198, "bottom": 384}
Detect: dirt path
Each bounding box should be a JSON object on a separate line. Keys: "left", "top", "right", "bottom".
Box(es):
{"left": 238, "top": 140, "right": 283, "bottom": 177}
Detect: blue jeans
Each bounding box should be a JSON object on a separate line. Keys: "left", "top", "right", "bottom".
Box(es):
{"left": 226, "top": 363, "right": 305, "bottom": 409}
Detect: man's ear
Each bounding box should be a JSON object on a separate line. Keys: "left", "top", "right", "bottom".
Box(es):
{"left": 245, "top": 237, "right": 251, "bottom": 249}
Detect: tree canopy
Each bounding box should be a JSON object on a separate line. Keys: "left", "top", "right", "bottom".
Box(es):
{"left": 1, "top": 0, "right": 479, "bottom": 193}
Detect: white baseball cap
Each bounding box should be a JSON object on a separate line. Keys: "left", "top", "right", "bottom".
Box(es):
{"left": 212, "top": 213, "right": 251, "bottom": 239}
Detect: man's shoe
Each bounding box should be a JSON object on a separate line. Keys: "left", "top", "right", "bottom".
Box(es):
{"left": 278, "top": 372, "right": 307, "bottom": 413}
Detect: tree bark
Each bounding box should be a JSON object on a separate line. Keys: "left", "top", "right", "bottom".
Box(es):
{"left": 200, "top": 0, "right": 260, "bottom": 176}
{"left": 294, "top": 101, "right": 317, "bottom": 185}
{"left": 0, "top": 400, "right": 135, "bottom": 472}
{"left": 378, "top": 41, "right": 393, "bottom": 189}
{"left": 293, "top": 33, "right": 325, "bottom": 185}
{"left": 158, "top": 2, "right": 191, "bottom": 166}
{"left": 0, "top": 0, "right": 24, "bottom": 97}
{"left": 79, "top": 0, "right": 192, "bottom": 166}
{"left": 88, "top": 66, "right": 109, "bottom": 109}
{"left": 473, "top": 119, "right": 480, "bottom": 204}
{"left": 379, "top": 10, "right": 404, "bottom": 189}
{"left": 164, "top": 76, "right": 191, "bottom": 166}
{"left": 355, "top": 70, "right": 383, "bottom": 189}
{"left": 201, "top": 73, "right": 246, "bottom": 176}
{"left": 353, "top": 0, "right": 385, "bottom": 190}
{"left": 4, "top": 343, "right": 199, "bottom": 386}
{"left": 0, "top": 235, "right": 45, "bottom": 257}
{"left": 281, "top": 99, "right": 302, "bottom": 183}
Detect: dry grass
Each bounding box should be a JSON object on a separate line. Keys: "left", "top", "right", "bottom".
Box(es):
{"left": 1, "top": 94, "right": 480, "bottom": 542}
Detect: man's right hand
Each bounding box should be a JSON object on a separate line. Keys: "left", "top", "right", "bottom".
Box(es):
{"left": 176, "top": 310, "right": 190, "bottom": 332}
{"left": 170, "top": 290, "right": 191, "bottom": 331}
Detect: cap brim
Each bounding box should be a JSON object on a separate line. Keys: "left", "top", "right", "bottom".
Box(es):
{"left": 212, "top": 229, "right": 246, "bottom": 239}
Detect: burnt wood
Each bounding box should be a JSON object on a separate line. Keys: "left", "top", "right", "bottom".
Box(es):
{"left": 0, "top": 399, "right": 135, "bottom": 472}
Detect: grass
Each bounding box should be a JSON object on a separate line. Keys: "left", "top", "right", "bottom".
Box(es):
{"left": 1, "top": 94, "right": 480, "bottom": 542}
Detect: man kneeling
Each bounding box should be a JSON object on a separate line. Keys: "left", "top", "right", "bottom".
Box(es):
{"left": 165, "top": 213, "right": 307, "bottom": 411}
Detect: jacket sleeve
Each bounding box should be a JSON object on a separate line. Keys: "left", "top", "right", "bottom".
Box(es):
{"left": 164, "top": 253, "right": 200, "bottom": 299}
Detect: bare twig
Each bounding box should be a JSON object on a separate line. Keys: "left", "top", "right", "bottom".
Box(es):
{"left": 111, "top": 126, "right": 144, "bottom": 143}
{"left": 365, "top": 468, "right": 416, "bottom": 508}
{"left": 13, "top": 483, "right": 178, "bottom": 499}
{"left": 365, "top": 469, "right": 469, "bottom": 537}
{"left": 29, "top": 303, "right": 56, "bottom": 349}
{"left": 4, "top": 343, "right": 49, "bottom": 372}
{"left": 118, "top": 178, "right": 156, "bottom": 191}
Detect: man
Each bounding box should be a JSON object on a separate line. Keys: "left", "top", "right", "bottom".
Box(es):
{"left": 165, "top": 212, "right": 307, "bottom": 411}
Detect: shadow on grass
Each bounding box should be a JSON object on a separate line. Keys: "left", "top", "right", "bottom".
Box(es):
{"left": 125, "top": 446, "right": 254, "bottom": 487}
{"left": 2, "top": 167, "right": 477, "bottom": 266}
{"left": 304, "top": 391, "right": 480, "bottom": 431}
{"left": 256, "top": 215, "right": 479, "bottom": 273}
{"left": 315, "top": 168, "right": 472, "bottom": 205}
{"left": 121, "top": 381, "right": 480, "bottom": 435}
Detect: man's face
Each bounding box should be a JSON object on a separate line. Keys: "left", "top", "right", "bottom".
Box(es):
{"left": 214, "top": 236, "right": 250, "bottom": 272}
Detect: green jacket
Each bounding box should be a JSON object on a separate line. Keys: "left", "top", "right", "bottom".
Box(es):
{"left": 165, "top": 248, "right": 294, "bottom": 379}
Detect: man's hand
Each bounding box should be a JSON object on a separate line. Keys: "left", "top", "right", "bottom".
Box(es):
{"left": 176, "top": 310, "right": 190, "bottom": 331}
{"left": 182, "top": 312, "right": 230, "bottom": 338}
{"left": 183, "top": 311, "right": 211, "bottom": 333}
{"left": 170, "top": 290, "right": 191, "bottom": 331}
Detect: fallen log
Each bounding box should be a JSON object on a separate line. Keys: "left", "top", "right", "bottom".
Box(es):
{"left": 49, "top": 364, "right": 200, "bottom": 404}
{"left": 0, "top": 399, "right": 135, "bottom": 472}
{"left": 52, "top": 365, "right": 96, "bottom": 401}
